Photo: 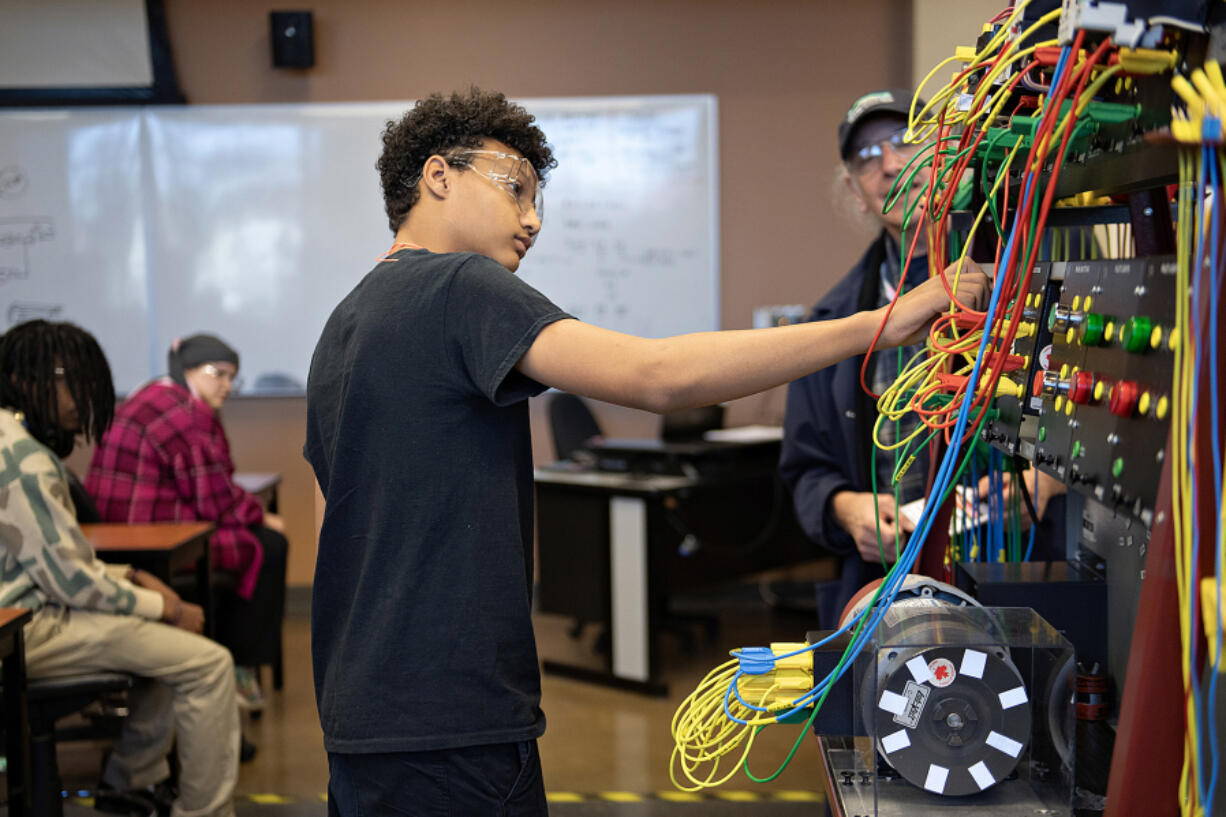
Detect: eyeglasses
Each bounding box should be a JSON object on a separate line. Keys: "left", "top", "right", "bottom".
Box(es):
{"left": 446, "top": 149, "right": 544, "bottom": 223}
{"left": 200, "top": 363, "right": 243, "bottom": 392}
{"left": 847, "top": 129, "right": 920, "bottom": 175}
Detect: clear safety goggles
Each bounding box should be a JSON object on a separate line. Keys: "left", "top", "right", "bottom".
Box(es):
{"left": 447, "top": 149, "right": 543, "bottom": 222}
{"left": 848, "top": 129, "right": 922, "bottom": 175}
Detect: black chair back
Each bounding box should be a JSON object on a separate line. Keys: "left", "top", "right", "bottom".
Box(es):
{"left": 548, "top": 393, "right": 603, "bottom": 461}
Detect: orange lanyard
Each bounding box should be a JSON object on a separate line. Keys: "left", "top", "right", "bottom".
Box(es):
{"left": 379, "top": 241, "right": 424, "bottom": 262}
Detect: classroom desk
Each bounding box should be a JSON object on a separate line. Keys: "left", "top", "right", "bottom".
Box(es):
{"left": 534, "top": 456, "right": 814, "bottom": 696}
{"left": 83, "top": 522, "right": 216, "bottom": 635}
{"left": 234, "top": 472, "right": 282, "bottom": 514}
{"left": 0, "top": 607, "right": 33, "bottom": 816}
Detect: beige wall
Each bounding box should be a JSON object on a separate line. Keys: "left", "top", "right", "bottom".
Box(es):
{"left": 147, "top": 0, "right": 917, "bottom": 586}
{"left": 912, "top": 0, "right": 1008, "bottom": 92}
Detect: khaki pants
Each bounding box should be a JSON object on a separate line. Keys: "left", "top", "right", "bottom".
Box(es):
{"left": 24, "top": 607, "right": 239, "bottom": 817}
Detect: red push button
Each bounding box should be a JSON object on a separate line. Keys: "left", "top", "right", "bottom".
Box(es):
{"left": 1109, "top": 380, "right": 1140, "bottom": 417}
{"left": 1069, "top": 371, "right": 1095, "bottom": 404}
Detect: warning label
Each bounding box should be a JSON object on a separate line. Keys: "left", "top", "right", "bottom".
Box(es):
{"left": 893, "top": 680, "right": 930, "bottom": 728}
{"left": 928, "top": 658, "right": 956, "bottom": 688}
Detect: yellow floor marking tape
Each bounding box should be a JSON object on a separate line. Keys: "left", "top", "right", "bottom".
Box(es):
{"left": 248, "top": 794, "right": 294, "bottom": 804}
{"left": 772, "top": 790, "right": 824, "bottom": 802}
{"left": 714, "top": 790, "right": 761, "bottom": 802}
{"left": 546, "top": 792, "right": 586, "bottom": 803}
{"left": 598, "top": 791, "right": 646, "bottom": 802}
{"left": 656, "top": 791, "right": 704, "bottom": 802}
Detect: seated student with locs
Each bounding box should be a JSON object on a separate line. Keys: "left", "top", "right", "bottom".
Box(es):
{"left": 86, "top": 333, "right": 288, "bottom": 711}
{"left": 0, "top": 319, "right": 239, "bottom": 817}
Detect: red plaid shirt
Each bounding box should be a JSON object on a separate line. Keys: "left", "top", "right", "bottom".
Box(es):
{"left": 85, "top": 379, "right": 265, "bottom": 598}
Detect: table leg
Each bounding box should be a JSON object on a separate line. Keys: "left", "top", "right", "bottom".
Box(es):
{"left": 609, "top": 496, "right": 650, "bottom": 684}
{"left": 3, "top": 629, "right": 31, "bottom": 816}
{"left": 196, "top": 549, "right": 215, "bottom": 639}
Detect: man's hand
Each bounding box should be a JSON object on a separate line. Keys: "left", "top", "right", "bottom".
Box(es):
{"left": 879, "top": 259, "right": 991, "bottom": 348}
{"left": 173, "top": 602, "right": 206, "bottom": 634}
{"left": 132, "top": 570, "right": 205, "bottom": 634}
{"left": 831, "top": 490, "right": 915, "bottom": 564}
{"left": 976, "top": 468, "right": 1067, "bottom": 529}
{"left": 129, "top": 568, "right": 173, "bottom": 597}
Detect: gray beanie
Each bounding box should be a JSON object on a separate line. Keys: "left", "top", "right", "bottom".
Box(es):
{"left": 168, "top": 334, "right": 239, "bottom": 388}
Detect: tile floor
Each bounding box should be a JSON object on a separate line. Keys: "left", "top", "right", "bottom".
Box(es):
{"left": 49, "top": 580, "right": 829, "bottom": 815}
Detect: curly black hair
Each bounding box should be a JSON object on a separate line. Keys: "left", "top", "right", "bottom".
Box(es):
{"left": 377, "top": 87, "right": 557, "bottom": 233}
{"left": 0, "top": 320, "right": 115, "bottom": 458}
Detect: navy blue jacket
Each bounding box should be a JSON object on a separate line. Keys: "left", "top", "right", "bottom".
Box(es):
{"left": 780, "top": 232, "right": 928, "bottom": 552}
{"left": 781, "top": 233, "right": 1067, "bottom": 625}
{"left": 779, "top": 232, "right": 928, "bottom": 623}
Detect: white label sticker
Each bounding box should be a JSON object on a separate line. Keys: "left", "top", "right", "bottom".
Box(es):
{"left": 999, "top": 686, "right": 1028, "bottom": 710}
{"left": 987, "top": 730, "right": 1025, "bottom": 758}
{"left": 907, "top": 655, "right": 935, "bottom": 686}
{"left": 893, "top": 680, "right": 931, "bottom": 728}
{"left": 881, "top": 729, "right": 911, "bottom": 754}
{"left": 928, "top": 657, "right": 956, "bottom": 688}
{"left": 924, "top": 764, "right": 950, "bottom": 794}
{"left": 969, "top": 760, "right": 996, "bottom": 790}
{"left": 879, "top": 690, "right": 908, "bottom": 716}
{"left": 960, "top": 649, "right": 987, "bottom": 680}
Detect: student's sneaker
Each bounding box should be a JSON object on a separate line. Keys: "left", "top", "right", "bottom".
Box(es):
{"left": 235, "top": 665, "right": 266, "bottom": 712}
{"left": 94, "top": 780, "right": 175, "bottom": 817}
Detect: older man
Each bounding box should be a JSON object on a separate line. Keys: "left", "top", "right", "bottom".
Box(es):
{"left": 780, "top": 89, "right": 1067, "bottom": 625}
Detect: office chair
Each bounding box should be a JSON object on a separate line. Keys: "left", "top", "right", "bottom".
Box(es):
{"left": 548, "top": 392, "right": 603, "bottom": 461}
{"left": 1, "top": 671, "right": 134, "bottom": 816}
{"left": 660, "top": 403, "right": 725, "bottom": 442}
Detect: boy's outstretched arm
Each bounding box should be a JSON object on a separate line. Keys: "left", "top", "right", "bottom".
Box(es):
{"left": 517, "top": 260, "right": 990, "bottom": 413}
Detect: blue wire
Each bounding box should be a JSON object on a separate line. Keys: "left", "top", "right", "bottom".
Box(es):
{"left": 1024, "top": 464, "right": 1038, "bottom": 561}
{"left": 722, "top": 46, "right": 1072, "bottom": 727}
{"left": 757, "top": 164, "right": 1034, "bottom": 723}
{"left": 1189, "top": 143, "right": 1209, "bottom": 807}
{"left": 1204, "top": 139, "right": 1223, "bottom": 815}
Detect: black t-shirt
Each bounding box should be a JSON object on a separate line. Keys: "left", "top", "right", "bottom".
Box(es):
{"left": 304, "top": 248, "right": 571, "bottom": 753}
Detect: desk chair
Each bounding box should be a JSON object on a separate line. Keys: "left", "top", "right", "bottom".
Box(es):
{"left": 3, "top": 671, "right": 133, "bottom": 816}
{"left": 548, "top": 392, "right": 602, "bottom": 461}
{"left": 660, "top": 403, "right": 724, "bottom": 442}
{"left": 544, "top": 394, "right": 720, "bottom": 656}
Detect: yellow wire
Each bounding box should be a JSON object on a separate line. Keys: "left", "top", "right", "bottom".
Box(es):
{"left": 669, "top": 658, "right": 789, "bottom": 791}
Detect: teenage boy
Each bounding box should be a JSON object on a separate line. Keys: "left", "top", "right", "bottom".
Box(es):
{"left": 305, "top": 87, "right": 990, "bottom": 815}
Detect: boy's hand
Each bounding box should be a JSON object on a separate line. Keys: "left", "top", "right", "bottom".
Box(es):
{"left": 878, "top": 260, "right": 991, "bottom": 348}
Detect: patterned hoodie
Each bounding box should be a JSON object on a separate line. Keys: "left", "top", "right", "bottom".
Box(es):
{"left": 0, "top": 408, "right": 163, "bottom": 620}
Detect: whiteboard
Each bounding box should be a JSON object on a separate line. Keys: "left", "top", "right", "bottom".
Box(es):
{"left": 0, "top": 109, "right": 152, "bottom": 391}
{"left": 0, "top": 96, "right": 719, "bottom": 395}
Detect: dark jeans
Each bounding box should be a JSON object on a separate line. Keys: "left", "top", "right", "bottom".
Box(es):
{"left": 327, "top": 740, "right": 547, "bottom": 817}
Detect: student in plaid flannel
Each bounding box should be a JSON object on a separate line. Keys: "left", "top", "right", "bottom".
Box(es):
{"left": 86, "top": 334, "right": 287, "bottom": 711}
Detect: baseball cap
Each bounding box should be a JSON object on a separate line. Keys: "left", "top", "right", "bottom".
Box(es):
{"left": 838, "top": 88, "right": 924, "bottom": 160}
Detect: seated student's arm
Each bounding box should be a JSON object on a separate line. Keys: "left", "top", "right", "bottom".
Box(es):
{"left": 170, "top": 429, "right": 263, "bottom": 529}
{"left": 518, "top": 262, "right": 989, "bottom": 413}
{"left": 11, "top": 449, "right": 165, "bottom": 621}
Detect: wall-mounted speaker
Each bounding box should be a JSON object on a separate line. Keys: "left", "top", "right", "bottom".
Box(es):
{"left": 270, "top": 11, "right": 314, "bottom": 69}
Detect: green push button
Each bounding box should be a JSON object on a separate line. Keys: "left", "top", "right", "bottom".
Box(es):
{"left": 1072, "top": 440, "right": 1083, "bottom": 459}
{"left": 1081, "top": 312, "right": 1105, "bottom": 346}
{"left": 1122, "top": 316, "right": 1152, "bottom": 353}
{"left": 1038, "top": 425, "right": 1046, "bottom": 442}
{"left": 1112, "top": 457, "right": 1125, "bottom": 477}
